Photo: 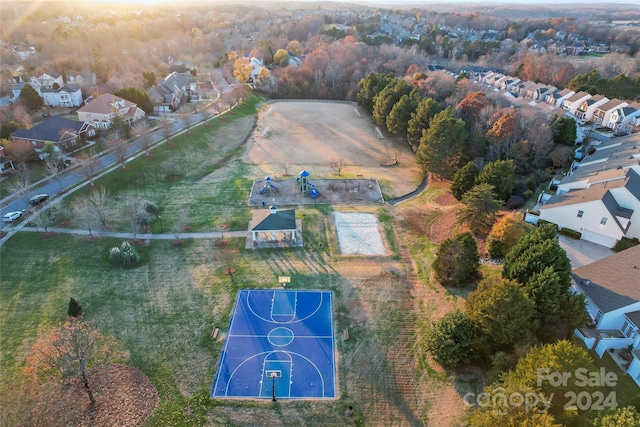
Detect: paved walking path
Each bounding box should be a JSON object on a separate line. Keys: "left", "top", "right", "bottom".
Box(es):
{"left": 19, "top": 226, "right": 248, "bottom": 240}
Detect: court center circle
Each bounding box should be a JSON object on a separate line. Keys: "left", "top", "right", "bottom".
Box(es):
{"left": 268, "top": 327, "right": 294, "bottom": 346}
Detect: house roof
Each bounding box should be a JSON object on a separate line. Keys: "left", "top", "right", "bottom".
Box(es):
{"left": 41, "top": 84, "right": 81, "bottom": 94}
{"left": 543, "top": 179, "right": 627, "bottom": 209}
{"left": 566, "top": 91, "right": 590, "bottom": 103}
{"left": 572, "top": 244, "right": 640, "bottom": 313}
{"left": 596, "top": 98, "right": 627, "bottom": 112}
{"left": 627, "top": 310, "right": 640, "bottom": 328}
{"left": 11, "top": 116, "right": 85, "bottom": 142}
{"left": 250, "top": 208, "right": 296, "bottom": 232}
{"left": 77, "top": 93, "right": 136, "bottom": 115}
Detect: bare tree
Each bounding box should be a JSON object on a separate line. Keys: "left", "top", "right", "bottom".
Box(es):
{"left": 199, "top": 106, "right": 212, "bottom": 126}
{"left": 72, "top": 197, "right": 98, "bottom": 237}
{"left": 132, "top": 121, "right": 153, "bottom": 157}
{"left": 87, "top": 187, "right": 109, "bottom": 228}
{"left": 77, "top": 153, "right": 98, "bottom": 186}
{"left": 107, "top": 135, "right": 129, "bottom": 169}
{"left": 178, "top": 107, "right": 195, "bottom": 135}
{"left": 23, "top": 320, "right": 120, "bottom": 405}
{"left": 33, "top": 203, "right": 57, "bottom": 233}
{"left": 169, "top": 212, "right": 189, "bottom": 243}
{"left": 43, "top": 155, "right": 65, "bottom": 193}
{"left": 159, "top": 115, "right": 174, "bottom": 143}
{"left": 4, "top": 139, "right": 35, "bottom": 171}
{"left": 330, "top": 156, "right": 347, "bottom": 176}
{"left": 8, "top": 168, "right": 32, "bottom": 208}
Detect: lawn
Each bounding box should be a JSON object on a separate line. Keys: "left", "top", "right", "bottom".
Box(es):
{"left": 1, "top": 98, "right": 471, "bottom": 426}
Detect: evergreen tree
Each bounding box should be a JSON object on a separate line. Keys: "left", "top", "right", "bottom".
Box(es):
{"left": 356, "top": 72, "right": 395, "bottom": 115}
{"left": 477, "top": 160, "right": 516, "bottom": 203}
{"left": 386, "top": 90, "right": 419, "bottom": 137}
{"left": 67, "top": 298, "right": 83, "bottom": 317}
{"left": 433, "top": 231, "right": 479, "bottom": 286}
{"left": 456, "top": 183, "right": 501, "bottom": 235}
{"left": 114, "top": 87, "right": 154, "bottom": 114}
{"left": 19, "top": 84, "right": 43, "bottom": 112}
{"left": 466, "top": 277, "right": 537, "bottom": 356}
{"left": 424, "top": 310, "right": 476, "bottom": 368}
{"left": 451, "top": 161, "right": 479, "bottom": 200}
{"left": 550, "top": 115, "right": 577, "bottom": 146}
{"left": 416, "top": 107, "right": 468, "bottom": 179}
{"left": 407, "top": 97, "right": 441, "bottom": 151}
{"left": 372, "top": 78, "right": 412, "bottom": 127}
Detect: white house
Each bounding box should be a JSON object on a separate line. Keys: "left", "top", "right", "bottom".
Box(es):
{"left": 547, "top": 88, "right": 574, "bottom": 108}
{"left": 76, "top": 93, "right": 145, "bottom": 129}
{"left": 41, "top": 84, "right": 83, "bottom": 107}
{"left": 575, "top": 95, "right": 609, "bottom": 121}
{"left": 609, "top": 103, "right": 640, "bottom": 135}
{"left": 592, "top": 99, "right": 628, "bottom": 128}
{"left": 31, "top": 71, "right": 64, "bottom": 89}
{"left": 563, "top": 91, "right": 592, "bottom": 115}
{"left": 538, "top": 166, "right": 640, "bottom": 247}
{"left": 572, "top": 244, "right": 640, "bottom": 387}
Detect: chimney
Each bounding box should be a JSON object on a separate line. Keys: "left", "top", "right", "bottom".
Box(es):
{"left": 270, "top": 205, "right": 277, "bottom": 214}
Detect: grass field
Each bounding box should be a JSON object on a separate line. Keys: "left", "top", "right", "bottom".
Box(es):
{"left": 0, "top": 96, "right": 475, "bottom": 426}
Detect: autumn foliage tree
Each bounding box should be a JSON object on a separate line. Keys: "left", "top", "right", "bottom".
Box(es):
{"left": 486, "top": 213, "right": 528, "bottom": 258}
{"left": 24, "top": 320, "right": 120, "bottom": 405}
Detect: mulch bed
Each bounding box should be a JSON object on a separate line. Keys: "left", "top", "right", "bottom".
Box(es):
{"left": 41, "top": 232, "right": 58, "bottom": 239}
{"left": 170, "top": 239, "right": 185, "bottom": 246}
{"left": 21, "top": 363, "right": 158, "bottom": 427}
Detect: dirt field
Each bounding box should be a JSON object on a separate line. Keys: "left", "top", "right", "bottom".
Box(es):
{"left": 244, "top": 101, "right": 422, "bottom": 199}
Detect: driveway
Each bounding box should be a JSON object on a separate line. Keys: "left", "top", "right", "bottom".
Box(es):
{"left": 558, "top": 235, "right": 614, "bottom": 269}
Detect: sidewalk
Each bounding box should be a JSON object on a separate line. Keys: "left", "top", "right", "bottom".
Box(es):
{"left": 19, "top": 226, "right": 248, "bottom": 240}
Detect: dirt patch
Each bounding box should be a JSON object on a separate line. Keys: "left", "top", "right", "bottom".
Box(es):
{"left": 434, "top": 192, "right": 458, "bottom": 206}
{"left": 22, "top": 364, "right": 158, "bottom": 427}
{"left": 429, "top": 210, "right": 458, "bottom": 243}
{"left": 244, "top": 102, "right": 421, "bottom": 199}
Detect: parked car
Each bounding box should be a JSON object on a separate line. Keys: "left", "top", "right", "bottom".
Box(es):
{"left": 29, "top": 194, "right": 49, "bottom": 206}
{"left": 3, "top": 211, "right": 23, "bottom": 222}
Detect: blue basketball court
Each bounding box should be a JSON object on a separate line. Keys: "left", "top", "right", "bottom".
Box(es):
{"left": 211, "top": 289, "right": 336, "bottom": 399}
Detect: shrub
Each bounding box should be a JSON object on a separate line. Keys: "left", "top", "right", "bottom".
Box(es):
{"left": 549, "top": 184, "right": 558, "bottom": 192}
{"left": 67, "top": 297, "right": 83, "bottom": 317}
{"left": 559, "top": 227, "right": 582, "bottom": 239}
{"left": 536, "top": 219, "right": 558, "bottom": 230}
{"left": 613, "top": 237, "right": 640, "bottom": 252}
{"left": 143, "top": 200, "right": 159, "bottom": 214}
{"left": 108, "top": 241, "right": 141, "bottom": 267}
{"left": 505, "top": 195, "right": 525, "bottom": 209}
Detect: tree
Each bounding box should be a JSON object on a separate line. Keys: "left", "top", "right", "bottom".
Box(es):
{"left": 233, "top": 57, "right": 252, "bottom": 84}
{"left": 107, "top": 135, "right": 128, "bottom": 169}
{"left": 73, "top": 197, "right": 98, "bottom": 237}
{"left": 273, "top": 48, "right": 290, "bottom": 66}
{"left": 142, "top": 70, "right": 157, "bottom": 88}
{"left": 19, "top": 83, "right": 43, "bottom": 112}
{"left": 477, "top": 160, "right": 516, "bottom": 203}
{"left": 466, "top": 277, "right": 537, "bottom": 356}
{"left": 372, "top": 78, "right": 412, "bottom": 127}
{"left": 132, "top": 121, "right": 153, "bottom": 156}
{"left": 451, "top": 161, "right": 479, "bottom": 201}
{"left": 286, "top": 40, "right": 303, "bottom": 56}
{"left": 330, "top": 156, "right": 347, "bottom": 176}
{"left": 356, "top": 71, "right": 395, "bottom": 115}
{"left": 113, "top": 87, "right": 154, "bottom": 115}
{"left": 109, "top": 115, "right": 131, "bottom": 139}
{"left": 178, "top": 106, "right": 195, "bottom": 135}
{"left": 87, "top": 187, "right": 109, "bottom": 228}
{"left": 43, "top": 154, "right": 66, "bottom": 192}
{"left": 589, "top": 407, "right": 640, "bottom": 427}
{"left": 159, "top": 115, "right": 174, "bottom": 143}
{"left": 432, "top": 232, "right": 479, "bottom": 286}
{"left": 24, "top": 320, "right": 119, "bottom": 405}
{"left": 550, "top": 115, "right": 577, "bottom": 146}
{"left": 416, "top": 107, "right": 468, "bottom": 180}
{"left": 406, "top": 97, "right": 442, "bottom": 151}
{"left": 4, "top": 139, "right": 35, "bottom": 171}
{"left": 486, "top": 213, "right": 527, "bottom": 258}
{"left": 456, "top": 183, "right": 501, "bottom": 235}
{"left": 502, "top": 223, "right": 572, "bottom": 289}
{"left": 386, "top": 90, "right": 419, "bottom": 137}
{"left": 67, "top": 298, "right": 83, "bottom": 318}
{"left": 424, "top": 310, "right": 475, "bottom": 368}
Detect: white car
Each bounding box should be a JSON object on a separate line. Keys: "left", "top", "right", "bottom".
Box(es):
{"left": 3, "top": 211, "right": 23, "bottom": 222}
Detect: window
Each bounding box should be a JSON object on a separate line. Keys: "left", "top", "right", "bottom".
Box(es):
{"left": 595, "top": 311, "right": 603, "bottom": 323}
{"left": 600, "top": 217, "right": 608, "bottom": 225}
{"left": 577, "top": 210, "right": 584, "bottom": 218}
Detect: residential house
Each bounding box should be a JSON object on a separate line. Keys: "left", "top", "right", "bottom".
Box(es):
{"left": 11, "top": 116, "right": 96, "bottom": 154}
{"left": 76, "top": 93, "right": 145, "bottom": 129}
{"left": 41, "top": 84, "right": 83, "bottom": 108}
{"left": 592, "top": 99, "right": 628, "bottom": 127}
{"left": 66, "top": 71, "right": 96, "bottom": 87}
{"left": 147, "top": 84, "right": 181, "bottom": 113}
{"left": 11, "top": 42, "right": 37, "bottom": 60}
{"left": 572, "top": 244, "right": 640, "bottom": 388}
{"left": 546, "top": 88, "right": 575, "bottom": 107}
{"left": 11, "top": 82, "right": 41, "bottom": 102}
{"left": 563, "top": 91, "right": 592, "bottom": 115}
{"left": 537, "top": 155, "right": 640, "bottom": 247}
{"left": 0, "top": 146, "right": 15, "bottom": 174}
{"left": 575, "top": 95, "right": 609, "bottom": 121}
{"left": 31, "top": 71, "right": 64, "bottom": 89}
{"left": 609, "top": 103, "right": 640, "bottom": 135}
{"left": 249, "top": 57, "right": 269, "bottom": 83}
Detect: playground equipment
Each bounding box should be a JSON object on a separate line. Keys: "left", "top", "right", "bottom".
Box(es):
{"left": 297, "top": 170, "right": 320, "bottom": 198}
{"left": 258, "top": 176, "right": 278, "bottom": 194}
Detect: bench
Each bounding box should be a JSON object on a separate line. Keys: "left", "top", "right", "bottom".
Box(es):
{"left": 343, "top": 329, "right": 349, "bottom": 341}
{"left": 212, "top": 328, "right": 220, "bottom": 340}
